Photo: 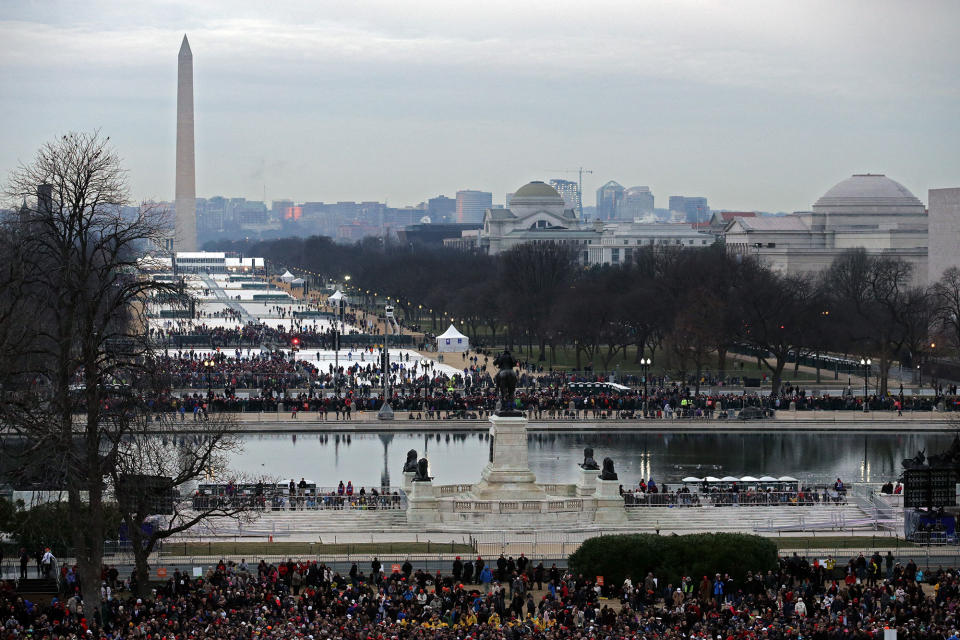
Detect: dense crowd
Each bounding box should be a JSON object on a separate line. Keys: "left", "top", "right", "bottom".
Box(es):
{"left": 3, "top": 551, "right": 960, "bottom": 639}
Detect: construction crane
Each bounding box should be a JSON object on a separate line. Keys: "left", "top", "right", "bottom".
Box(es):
{"left": 545, "top": 167, "right": 593, "bottom": 218}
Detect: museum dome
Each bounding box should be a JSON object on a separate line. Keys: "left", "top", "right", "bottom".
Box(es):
{"left": 813, "top": 174, "right": 923, "bottom": 209}
{"left": 511, "top": 181, "right": 564, "bottom": 202}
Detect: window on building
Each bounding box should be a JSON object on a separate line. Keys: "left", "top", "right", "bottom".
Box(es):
{"left": 611, "top": 248, "right": 620, "bottom": 263}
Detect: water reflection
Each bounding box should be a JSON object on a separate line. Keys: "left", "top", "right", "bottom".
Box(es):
{"left": 230, "top": 430, "right": 950, "bottom": 488}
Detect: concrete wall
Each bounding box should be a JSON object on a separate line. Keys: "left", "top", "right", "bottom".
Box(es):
{"left": 929, "top": 188, "right": 960, "bottom": 283}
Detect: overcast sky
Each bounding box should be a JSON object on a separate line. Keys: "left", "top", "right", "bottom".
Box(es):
{"left": 1, "top": 0, "right": 958, "bottom": 211}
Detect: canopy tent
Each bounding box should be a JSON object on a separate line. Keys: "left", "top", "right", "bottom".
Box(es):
{"left": 778, "top": 476, "right": 799, "bottom": 483}
{"left": 437, "top": 324, "right": 470, "bottom": 353}
{"left": 720, "top": 476, "right": 740, "bottom": 482}
{"left": 739, "top": 476, "right": 760, "bottom": 482}
{"left": 758, "top": 476, "right": 778, "bottom": 482}
{"left": 681, "top": 477, "right": 702, "bottom": 483}
{"left": 703, "top": 476, "right": 721, "bottom": 483}
{"left": 290, "top": 278, "right": 305, "bottom": 287}
{"left": 279, "top": 270, "right": 295, "bottom": 283}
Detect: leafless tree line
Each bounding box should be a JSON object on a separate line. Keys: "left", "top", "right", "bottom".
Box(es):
{"left": 232, "top": 235, "right": 960, "bottom": 398}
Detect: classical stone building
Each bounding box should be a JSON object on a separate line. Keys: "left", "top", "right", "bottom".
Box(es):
{"left": 724, "top": 174, "right": 928, "bottom": 284}
{"left": 448, "top": 181, "right": 711, "bottom": 265}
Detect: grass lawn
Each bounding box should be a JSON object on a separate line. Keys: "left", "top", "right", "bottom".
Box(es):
{"left": 163, "top": 541, "right": 473, "bottom": 557}
{"left": 526, "top": 346, "right": 822, "bottom": 382}
{"left": 772, "top": 536, "right": 917, "bottom": 550}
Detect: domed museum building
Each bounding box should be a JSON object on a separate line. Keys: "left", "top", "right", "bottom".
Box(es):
{"left": 452, "top": 181, "right": 711, "bottom": 264}
{"left": 723, "top": 174, "right": 928, "bottom": 284}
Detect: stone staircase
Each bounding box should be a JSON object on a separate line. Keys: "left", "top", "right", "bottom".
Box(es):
{"left": 194, "top": 509, "right": 411, "bottom": 537}
{"left": 16, "top": 578, "right": 59, "bottom": 595}
{"left": 186, "top": 503, "right": 876, "bottom": 538}
{"left": 625, "top": 503, "right": 874, "bottom": 533}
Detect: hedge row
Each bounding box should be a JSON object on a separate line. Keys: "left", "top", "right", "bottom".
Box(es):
{"left": 567, "top": 533, "right": 778, "bottom": 588}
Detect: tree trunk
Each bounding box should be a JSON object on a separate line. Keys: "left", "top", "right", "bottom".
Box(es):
{"left": 717, "top": 347, "right": 727, "bottom": 382}
{"left": 770, "top": 359, "right": 786, "bottom": 396}
{"left": 879, "top": 354, "right": 890, "bottom": 397}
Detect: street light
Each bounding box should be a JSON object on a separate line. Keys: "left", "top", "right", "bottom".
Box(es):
{"left": 859, "top": 358, "right": 872, "bottom": 411}
{"left": 640, "top": 357, "right": 652, "bottom": 417}
{"left": 378, "top": 304, "right": 396, "bottom": 420}
{"left": 203, "top": 358, "right": 215, "bottom": 399}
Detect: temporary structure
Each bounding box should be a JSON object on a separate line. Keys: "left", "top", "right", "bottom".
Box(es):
{"left": 437, "top": 324, "right": 469, "bottom": 353}
{"left": 681, "top": 477, "right": 702, "bottom": 483}
{"left": 279, "top": 270, "right": 295, "bottom": 283}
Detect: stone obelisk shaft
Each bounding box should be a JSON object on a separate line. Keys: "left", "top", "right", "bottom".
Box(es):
{"left": 174, "top": 35, "right": 197, "bottom": 252}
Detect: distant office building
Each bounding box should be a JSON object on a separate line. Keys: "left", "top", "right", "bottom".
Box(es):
{"left": 237, "top": 201, "right": 269, "bottom": 226}
{"left": 456, "top": 190, "right": 493, "bottom": 223}
{"left": 621, "top": 186, "right": 655, "bottom": 220}
{"left": 596, "top": 181, "right": 625, "bottom": 220}
{"left": 669, "top": 196, "right": 711, "bottom": 223}
{"left": 505, "top": 192, "right": 515, "bottom": 208}
{"left": 929, "top": 187, "right": 960, "bottom": 283}
{"left": 272, "top": 199, "right": 295, "bottom": 220}
{"left": 549, "top": 179, "right": 580, "bottom": 213}
{"left": 427, "top": 195, "right": 456, "bottom": 224}
{"left": 398, "top": 222, "right": 483, "bottom": 247}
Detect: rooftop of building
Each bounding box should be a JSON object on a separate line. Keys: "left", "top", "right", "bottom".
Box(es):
{"left": 511, "top": 181, "right": 564, "bottom": 200}
{"left": 814, "top": 174, "right": 923, "bottom": 208}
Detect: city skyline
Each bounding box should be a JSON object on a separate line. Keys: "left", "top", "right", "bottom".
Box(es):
{"left": 1, "top": 0, "right": 958, "bottom": 212}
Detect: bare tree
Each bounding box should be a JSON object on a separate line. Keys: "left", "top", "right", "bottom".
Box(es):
{"left": 933, "top": 267, "right": 960, "bottom": 355}
{"left": 108, "top": 412, "right": 258, "bottom": 597}
{"left": 0, "top": 131, "right": 173, "bottom": 616}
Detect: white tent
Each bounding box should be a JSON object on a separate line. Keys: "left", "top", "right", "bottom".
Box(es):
{"left": 437, "top": 324, "right": 470, "bottom": 353}
{"left": 681, "top": 477, "right": 702, "bottom": 483}
{"left": 280, "top": 270, "right": 295, "bottom": 283}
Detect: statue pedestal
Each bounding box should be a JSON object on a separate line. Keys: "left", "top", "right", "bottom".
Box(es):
{"left": 407, "top": 478, "right": 440, "bottom": 524}
{"left": 472, "top": 414, "right": 544, "bottom": 500}
{"left": 576, "top": 467, "right": 599, "bottom": 497}
{"left": 402, "top": 471, "right": 415, "bottom": 493}
{"left": 594, "top": 478, "right": 627, "bottom": 524}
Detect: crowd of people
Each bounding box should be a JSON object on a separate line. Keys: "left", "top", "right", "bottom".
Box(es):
{"left": 3, "top": 550, "right": 960, "bottom": 639}
{"left": 190, "top": 479, "right": 404, "bottom": 511}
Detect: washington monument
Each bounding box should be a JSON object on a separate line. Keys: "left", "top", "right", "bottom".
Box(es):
{"left": 174, "top": 35, "right": 197, "bottom": 252}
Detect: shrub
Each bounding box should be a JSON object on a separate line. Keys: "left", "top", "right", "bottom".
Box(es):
{"left": 567, "top": 533, "right": 777, "bottom": 588}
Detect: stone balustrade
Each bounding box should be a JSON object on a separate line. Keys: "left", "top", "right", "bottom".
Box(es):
{"left": 448, "top": 498, "right": 584, "bottom": 514}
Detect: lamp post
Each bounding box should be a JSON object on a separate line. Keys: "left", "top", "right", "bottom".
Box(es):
{"left": 203, "top": 359, "right": 214, "bottom": 399}
{"left": 860, "top": 358, "right": 872, "bottom": 412}
{"left": 640, "top": 357, "right": 652, "bottom": 417}
{"left": 378, "top": 304, "right": 395, "bottom": 420}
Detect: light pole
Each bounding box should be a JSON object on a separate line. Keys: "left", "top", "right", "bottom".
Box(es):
{"left": 203, "top": 358, "right": 214, "bottom": 399}
{"left": 860, "top": 358, "right": 872, "bottom": 412}
{"left": 640, "top": 357, "right": 652, "bottom": 417}
{"left": 378, "top": 304, "right": 395, "bottom": 420}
